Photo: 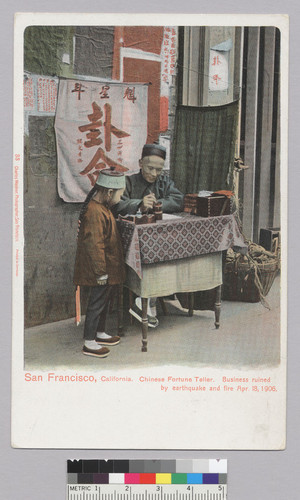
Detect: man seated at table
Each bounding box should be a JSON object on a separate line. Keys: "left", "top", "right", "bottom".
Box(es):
{"left": 112, "top": 143, "right": 184, "bottom": 216}
{"left": 112, "top": 142, "right": 184, "bottom": 327}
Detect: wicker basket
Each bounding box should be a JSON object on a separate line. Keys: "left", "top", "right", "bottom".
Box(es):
{"left": 222, "top": 249, "right": 279, "bottom": 304}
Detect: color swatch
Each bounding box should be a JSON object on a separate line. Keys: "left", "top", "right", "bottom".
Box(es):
{"left": 67, "top": 460, "right": 227, "bottom": 485}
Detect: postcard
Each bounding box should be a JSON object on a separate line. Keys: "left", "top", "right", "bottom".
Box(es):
{"left": 12, "top": 13, "right": 288, "bottom": 449}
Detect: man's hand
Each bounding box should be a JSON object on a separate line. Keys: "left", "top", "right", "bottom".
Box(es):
{"left": 140, "top": 193, "right": 157, "bottom": 212}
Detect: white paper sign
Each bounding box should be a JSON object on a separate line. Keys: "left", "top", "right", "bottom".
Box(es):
{"left": 209, "top": 49, "right": 229, "bottom": 91}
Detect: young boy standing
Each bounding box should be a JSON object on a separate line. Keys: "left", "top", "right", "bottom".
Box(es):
{"left": 74, "top": 168, "right": 125, "bottom": 358}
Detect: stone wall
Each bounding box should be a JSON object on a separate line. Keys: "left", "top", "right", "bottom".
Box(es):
{"left": 24, "top": 26, "right": 114, "bottom": 326}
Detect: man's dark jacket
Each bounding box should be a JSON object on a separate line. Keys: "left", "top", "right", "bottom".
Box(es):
{"left": 112, "top": 171, "right": 184, "bottom": 216}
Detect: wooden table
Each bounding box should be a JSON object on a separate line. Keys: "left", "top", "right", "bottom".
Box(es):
{"left": 117, "top": 213, "right": 246, "bottom": 352}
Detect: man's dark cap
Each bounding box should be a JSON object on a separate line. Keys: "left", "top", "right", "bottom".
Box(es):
{"left": 142, "top": 143, "right": 166, "bottom": 160}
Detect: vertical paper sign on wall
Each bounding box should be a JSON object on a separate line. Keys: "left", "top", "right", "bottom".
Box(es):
{"left": 23, "top": 74, "right": 59, "bottom": 134}
{"left": 37, "top": 77, "right": 58, "bottom": 113}
{"left": 23, "top": 76, "right": 35, "bottom": 111}
{"left": 160, "top": 26, "right": 178, "bottom": 132}
{"left": 209, "top": 39, "right": 232, "bottom": 92}
{"left": 55, "top": 79, "right": 148, "bottom": 202}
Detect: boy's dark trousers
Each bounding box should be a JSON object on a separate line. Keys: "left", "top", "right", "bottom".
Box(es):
{"left": 84, "top": 285, "right": 112, "bottom": 340}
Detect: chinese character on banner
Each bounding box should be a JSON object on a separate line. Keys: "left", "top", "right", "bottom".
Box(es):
{"left": 117, "top": 139, "right": 124, "bottom": 164}
{"left": 78, "top": 102, "right": 130, "bottom": 186}
{"left": 212, "top": 74, "right": 221, "bottom": 86}
{"left": 123, "top": 87, "right": 137, "bottom": 103}
{"left": 99, "top": 85, "right": 110, "bottom": 99}
{"left": 71, "top": 83, "right": 85, "bottom": 100}
{"left": 78, "top": 102, "right": 103, "bottom": 148}
{"left": 103, "top": 103, "right": 131, "bottom": 150}
{"left": 77, "top": 139, "right": 83, "bottom": 163}
{"left": 212, "top": 55, "right": 221, "bottom": 66}
{"left": 209, "top": 49, "right": 229, "bottom": 91}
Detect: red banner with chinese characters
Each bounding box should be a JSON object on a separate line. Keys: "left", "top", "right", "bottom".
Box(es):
{"left": 55, "top": 79, "right": 148, "bottom": 202}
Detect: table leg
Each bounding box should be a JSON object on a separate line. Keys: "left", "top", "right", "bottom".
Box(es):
{"left": 117, "top": 284, "right": 124, "bottom": 336}
{"left": 141, "top": 297, "right": 148, "bottom": 352}
{"left": 188, "top": 292, "right": 194, "bottom": 317}
{"left": 214, "top": 285, "right": 222, "bottom": 329}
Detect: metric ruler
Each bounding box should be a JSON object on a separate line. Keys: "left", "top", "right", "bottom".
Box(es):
{"left": 67, "top": 460, "right": 227, "bottom": 500}
{"left": 67, "top": 484, "right": 227, "bottom": 500}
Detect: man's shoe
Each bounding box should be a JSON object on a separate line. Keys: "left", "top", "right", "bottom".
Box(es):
{"left": 95, "top": 335, "right": 120, "bottom": 346}
{"left": 82, "top": 345, "right": 110, "bottom": 358}
{"left": 129, "top": 304, "right": 159, "bottom": 328}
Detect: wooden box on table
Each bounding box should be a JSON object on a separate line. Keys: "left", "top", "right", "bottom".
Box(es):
{"left": 184, "top": 192, "right": 231, "bottom": 217}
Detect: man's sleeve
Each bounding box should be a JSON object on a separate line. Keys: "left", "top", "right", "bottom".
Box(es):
{"left": 112, "top": 176, "right": 142, "bottom": 216}
{"left": 158, "top": 178, "right": 184, "bottom": 213}
{"left": 84, "top": 207, "right": 107, "bottom": 277}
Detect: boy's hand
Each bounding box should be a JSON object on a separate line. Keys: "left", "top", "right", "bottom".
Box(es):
{"left": 97, "top": 274, "right": 108, "bottom": 285}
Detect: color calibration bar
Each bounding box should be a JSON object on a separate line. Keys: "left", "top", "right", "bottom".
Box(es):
{"left": 67, "top": 460, "right": 227, "bottom": 500}
{"left": 68, "top": 473, "right": 226, "bottom": 485}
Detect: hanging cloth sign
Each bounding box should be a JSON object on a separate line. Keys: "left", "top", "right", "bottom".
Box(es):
{"left": 55, "top": 79, "right": 148, "bottom": 202}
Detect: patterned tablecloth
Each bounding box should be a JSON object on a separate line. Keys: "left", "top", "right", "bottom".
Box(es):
{"left": 117, "top": 213, "right": 247, "bottom": 278}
